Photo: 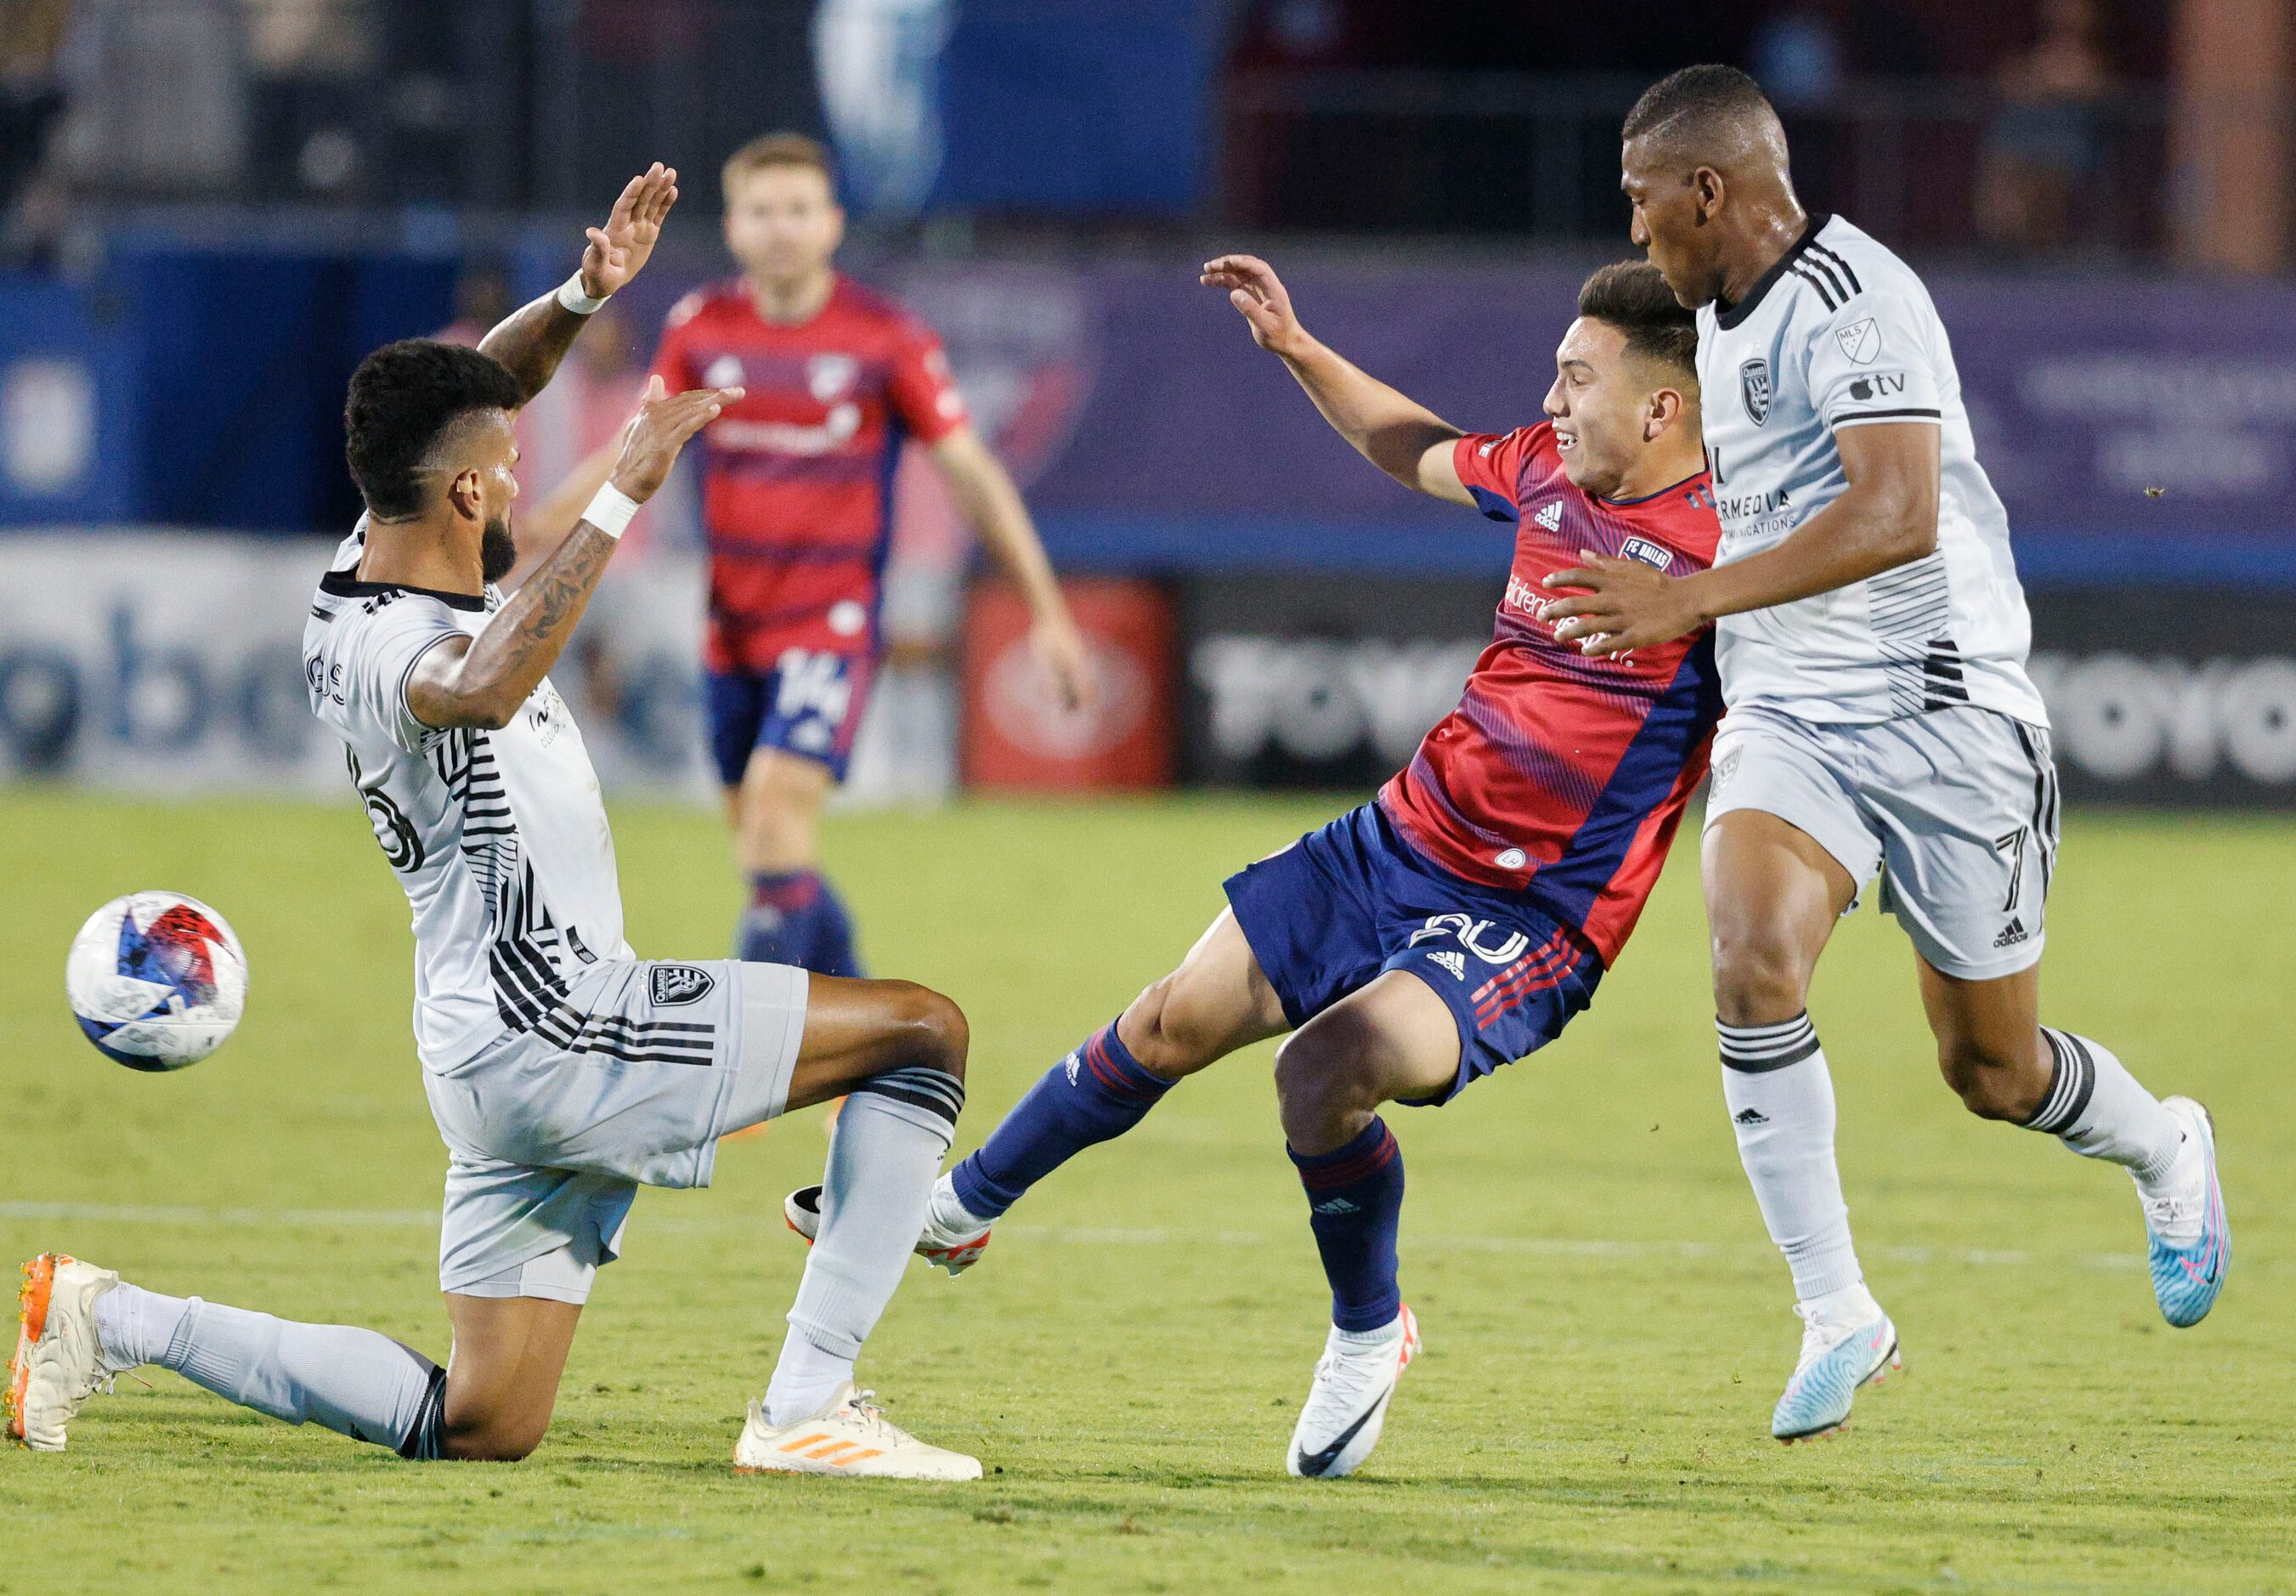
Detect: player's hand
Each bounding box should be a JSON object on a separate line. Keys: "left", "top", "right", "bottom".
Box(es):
{"left": 1537, "top": 552, "right": 1704, "bottom": 656}
{"left": 608, "top": 375, "right": 743, "bottom": 503}
{"left": 580, "top": 163, "right": 678, "bottom": 299}
{"left": 1029, "top": 614, "right": 1100, "bottom": 714}
{"left": 1201, "top": 253, "right": 1309, "bottom": 359}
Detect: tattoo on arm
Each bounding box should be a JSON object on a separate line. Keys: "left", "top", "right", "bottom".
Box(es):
{"left": 421, "top": 524, "right": 619, "bottom": 727}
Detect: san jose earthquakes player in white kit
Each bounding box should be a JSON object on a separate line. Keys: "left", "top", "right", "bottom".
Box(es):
{"left": 1540, "top": 67, "right": 2229, "bottom": 1442}
{"left": 9, "top": 167, "right": 979, "bottom": 1479}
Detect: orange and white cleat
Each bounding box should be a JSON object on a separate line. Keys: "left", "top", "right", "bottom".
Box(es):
{"left": 733, "top": 1383, "right": 981, "bottom": 1480}
{"left": 783, "top": 1184, "right": 991, "bottom": 1276}
{"left": 8, "top": 1254, "right": 124, "bottom": 1452}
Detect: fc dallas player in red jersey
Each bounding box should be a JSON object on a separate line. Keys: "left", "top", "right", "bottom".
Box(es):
{"left": 781, "top": 258, "right": 1722, "bottom": 1479}
{"left": 552, "top": 133, "right": 1091, "bottom": 976}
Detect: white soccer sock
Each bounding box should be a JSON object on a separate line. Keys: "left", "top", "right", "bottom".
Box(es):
{"left": 92, "top": 1281, "right": 191, "bottom": 1371}
{"left": 146, "top": 1296, "right": 446, "bottom": 1455}
{"left": 1719, "top": 1013, "right": 1869, "bottom": 1307}
{"left": 2027, "top": 1029, "right": 2186, "bottom": 1190}
{"left": 766, "top": 1067, "right": 961, "bottom": 1427}
{"left": 1329, "top": 1316, "right": 1404, "bottom": 1353}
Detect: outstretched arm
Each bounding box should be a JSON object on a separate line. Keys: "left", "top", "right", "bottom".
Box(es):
{"left": 478, "top": 163, "right": 680, "bottom": 404}
{"left": 408, "top": 377, "right": 740, "bottom": 729}
{"left": 1200, "top": 253, "right": 1470, "bottom": 506}
{"left": 930, "top": 426, "right": 1095, "bottom": 710}
{"left": 1539, "top": 422, "right": 1941, "bottom": 654}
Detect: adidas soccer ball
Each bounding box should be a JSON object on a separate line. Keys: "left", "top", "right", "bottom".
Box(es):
{"left": 65, "top": 892, "right": 247, "bottom": 1071}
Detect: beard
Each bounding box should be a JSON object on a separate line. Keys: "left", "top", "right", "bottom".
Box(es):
{"left": 479, "top": 516, "right": 517, "bottom": 585}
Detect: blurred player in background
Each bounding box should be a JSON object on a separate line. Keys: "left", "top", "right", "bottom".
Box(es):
{"left": 785, "top": 258, "right": 1723, "bottom": 1479}
{"left": 10, "top": 167, "right": 983, "bottom": 1480}
{"left": 545, "top": 133, "right": 1093, "bottom": 978}
{"left": 1541, "top": 65, "right": 2229, "bottom": 1443}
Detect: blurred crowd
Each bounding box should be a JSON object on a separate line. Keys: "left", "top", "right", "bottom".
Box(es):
{"left": 0, "top": 0, "right": 2191, "bottom": 266}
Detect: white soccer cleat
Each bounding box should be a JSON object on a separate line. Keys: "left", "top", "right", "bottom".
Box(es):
{"left": 1771, "top": 1303, "right": 1900, "bottom": 1443}
{"left": 1287, "top": 1305, "right": 1420, "bottom": 1479}
{"left": 7, "top": 1254, "right": 126, "bottom": 1453}
{"left": 783, "top": 1184, "right": 992, "bottom": 1276}
{"left": 733, "top": 1383, "right": 982, "bottom": 1480}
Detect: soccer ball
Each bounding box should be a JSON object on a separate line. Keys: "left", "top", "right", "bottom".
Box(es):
{"left": 65, "top": 892, "right": 247, "bottom": 1071}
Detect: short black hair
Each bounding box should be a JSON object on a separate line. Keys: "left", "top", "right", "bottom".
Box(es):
{"left": 1577, "top": 261, "right": 1698, "bottom": 379}
{"left": 344, "top": 339, "right": 523, "bottom": 518}
{"left": 1621, "top": 64, "right": 1778, "bottom": 155}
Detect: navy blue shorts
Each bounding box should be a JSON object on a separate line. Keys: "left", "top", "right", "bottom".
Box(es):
{"left": 1224, "top": 803, "right": 1603, "bottom": 1106}
{"left": 704, "top": 650, "right": 874, "bottom": 787}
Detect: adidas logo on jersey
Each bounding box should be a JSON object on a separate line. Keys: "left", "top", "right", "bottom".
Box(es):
{"left": 1063, "top": 1050, "right": 1082, "bottom": 1085}
{"left": 1993, "top": 917, "right": 2030, "bottom": 949}
{"left": 1429, "top": 950, "right": 1468, "bottom": 981}
{"left": 1532, "top": 501, "right": 1564, "bottom": 532}
{"left": 1312, "top": 1197, "right": 1361, "bottom": 1215}
{"left": 1733, "top": 1107, "right": 1769, "bottom": 1125}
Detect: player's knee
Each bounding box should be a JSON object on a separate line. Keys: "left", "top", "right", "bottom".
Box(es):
{"left": 876, "top": 982, "right": 969, "bottom": 1084}
{"left": 1937, "top": 1036, "right": 2044, "bottom": 1122}
{"left": 441, "top": 1412, "right": 546, "bottom": 1463}
{"left": 1272, "top": 1021, "right": 1380, "bottom": 1135}
{"left": 1709, "top": 926, "right": 1812, "bottom": 1026}
{"left": 1121, "top": 972, "right": 1222, "bottom": 1077}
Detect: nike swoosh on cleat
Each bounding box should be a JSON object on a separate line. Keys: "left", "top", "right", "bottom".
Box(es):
{"left": 1294, "top": 1391, "right": 1388, "bottom": 1478}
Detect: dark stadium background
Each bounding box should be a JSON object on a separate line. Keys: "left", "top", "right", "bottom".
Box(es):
{"left": 0, "top": 0, "right": 2287, "bottom": 813}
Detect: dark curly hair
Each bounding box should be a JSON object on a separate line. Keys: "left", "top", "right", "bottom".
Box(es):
{"left": 1577, "top": 261, "right": 1698, "bottom": 380}
{"left": 344, "top": 339, "right": 524, "bottom": 518}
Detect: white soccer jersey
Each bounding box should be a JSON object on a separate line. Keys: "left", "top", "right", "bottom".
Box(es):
{"left": 1695, "top": 214, "right": 2047, "bottom": 726}
{"left": 303, "top": 526, "right": 632, "bottom": 1070}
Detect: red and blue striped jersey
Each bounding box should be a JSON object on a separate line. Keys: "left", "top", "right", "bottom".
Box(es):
{"left": 1377, "top": 422, "right": 1723, "bottom": 965}
{"left": 651, "top": 274, "right": 968, "bottom": 674}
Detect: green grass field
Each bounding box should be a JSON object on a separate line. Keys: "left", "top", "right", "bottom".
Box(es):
{"left": 2, "top": 789, "right": 2291, "bottom": 1594}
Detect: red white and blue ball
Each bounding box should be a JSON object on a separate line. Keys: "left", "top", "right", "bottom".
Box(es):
{"left": 65, "top": 892, "right": 247, "bottom": 1071}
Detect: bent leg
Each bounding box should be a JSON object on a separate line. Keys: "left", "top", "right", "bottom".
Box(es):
{"left": 1272, "top": 971, "right": 1455, "bottom": 1333}
{"left": 947, "top": 909, "right": 1290, "bottom": 1222}
{"left": 1705, "top": 812, "right": 1872, "bottom": 1311}
{"left": 761, "top": 973, "right": 971, "bottom": 1425}
{"left": 439, "top": 1293, "right": 584, "bottom": 1461}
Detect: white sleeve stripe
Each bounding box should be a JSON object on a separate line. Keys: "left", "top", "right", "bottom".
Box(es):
{"left": 398, "top": 629, "right": 462, "bottom": 739}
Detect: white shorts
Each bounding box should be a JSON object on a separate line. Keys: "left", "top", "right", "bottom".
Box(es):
{"left": 1704, "top": 705, "right": 2059, "bottom": 981}
{"left": 427, "top": 959, "right": 808, "bottom": 1302}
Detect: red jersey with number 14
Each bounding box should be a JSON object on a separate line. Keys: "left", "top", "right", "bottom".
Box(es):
{"left": 651, "top": 274, "right": 968, "bottom": 674}
{"left": 1377, "top": 422, "right": 1723, "bottom": 964}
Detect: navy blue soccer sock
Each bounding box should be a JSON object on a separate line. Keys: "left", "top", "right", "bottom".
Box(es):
{"left": 950, "top": 1022, "right": 1173, "bottom": 1220}
{"left": 739, "top": 870, "right": 826, "bottom": 968}
{"left": 1290, "top": 1118, "right": 1406, "bottom": 1333}
{"left": 807, "top": 872, "right": 865, "bottom": 978}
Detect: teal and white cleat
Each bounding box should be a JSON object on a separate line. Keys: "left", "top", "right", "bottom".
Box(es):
{"left": 2146, "top": 1097, "right": 2229, "bottom": 1328}
{"left": 1771, "top": 1305, "right": 1899, "bottom": 1443}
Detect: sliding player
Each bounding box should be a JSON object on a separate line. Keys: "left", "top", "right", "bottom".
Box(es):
{"left": 790, "top": 258, "right": 1724, "bottom": 1478}
{"left": 10, "top": 167, "right": 980, "bottom": 1480}
{"left": 540, "top": 133, "right": 1092, "bottom": 978}
{"left": 1541, "top": 65, "right": 2227, "bottom": 1441}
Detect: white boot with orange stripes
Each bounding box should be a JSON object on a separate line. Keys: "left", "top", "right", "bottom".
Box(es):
{"left": 734, "top": 1382, "right": 981, "bottom": 1480}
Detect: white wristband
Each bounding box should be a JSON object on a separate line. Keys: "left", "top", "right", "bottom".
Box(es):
{"left": 557, "top": 271, "right": 610, "bottom": 315}
{"left": 582, "top": 483, "right": 642, "bottom": 540}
